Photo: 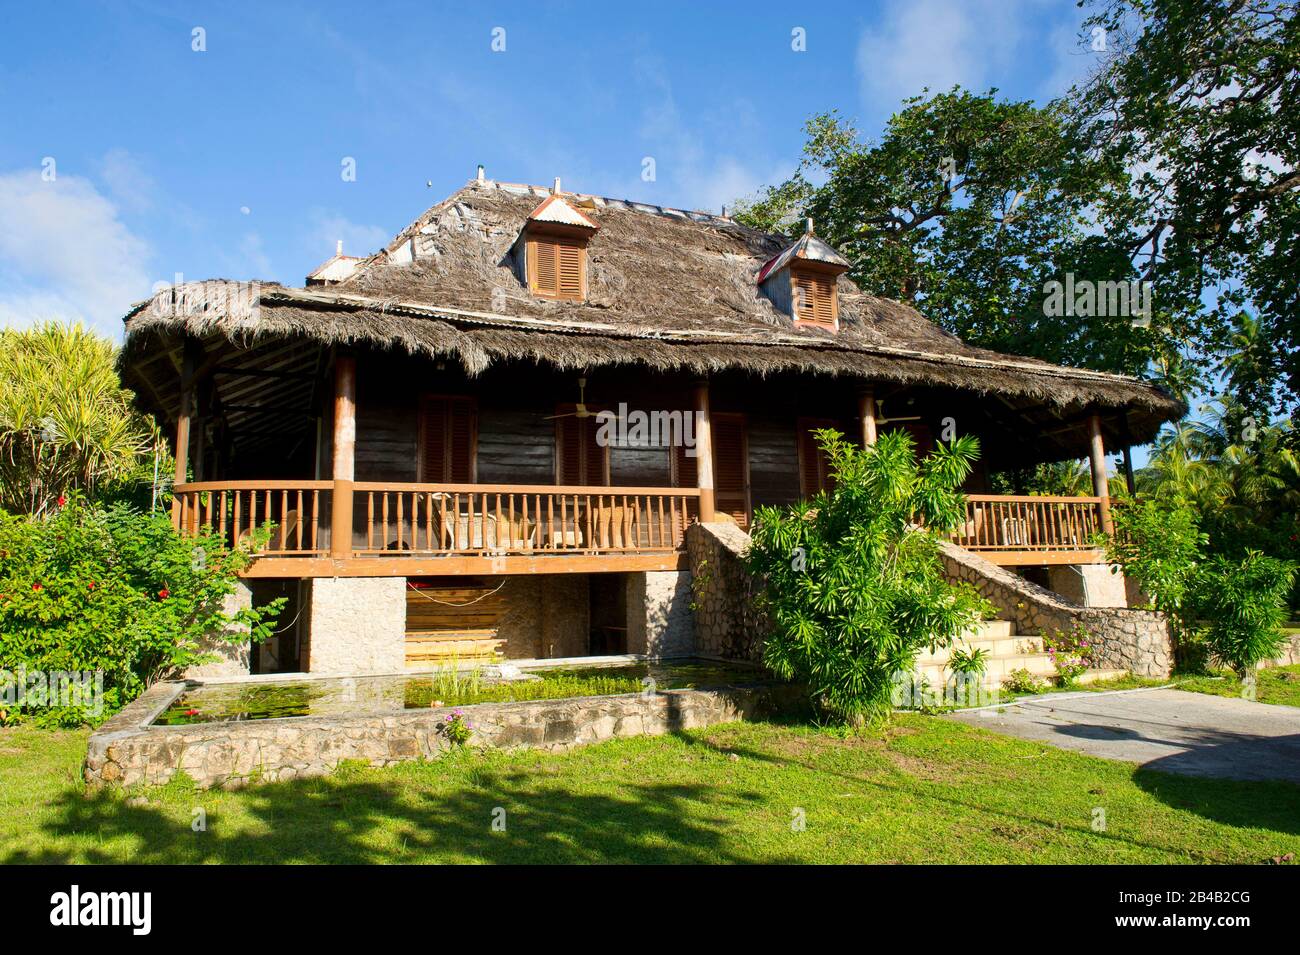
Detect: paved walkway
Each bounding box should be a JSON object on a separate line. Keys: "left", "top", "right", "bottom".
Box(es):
{"left": 947, "top": 687, "right": 1300, "bottom": 783}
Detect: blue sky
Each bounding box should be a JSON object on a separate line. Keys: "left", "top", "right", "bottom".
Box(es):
{"left": 0, "top": 0, "right": 1100, "bottom": 338}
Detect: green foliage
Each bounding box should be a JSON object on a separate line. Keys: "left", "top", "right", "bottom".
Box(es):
{"left": 0, "top": 323, "right": 157, "bottom": 515}
{"left": 1079, "top": 0, "right": 1300, "bottom": 417}
{"left": 1106, "top": 497, "right": 1207, "bottom": 616}
{"left": 438, "top": 710, "right": 474, "bottom": 746}
{"left": 1188, "top": 552, "right": 1296, "bottom": 678}
{"left": 1002, "top": 668, "right": 1046, "bottom": 695}
{"left": 746, "top": 429, "right": 994, "bottom": 724}
{"left": 0, "top": 497, "right": 281, "bottom": 726}
{"left": 732, "top": 94, "right": 1170, "bottom": 380}
{"left": 946, "top": 646, "right": 989, "bottom": 679}
{"left": 1043, "top": 624, "right": 1098, "bottom": 687}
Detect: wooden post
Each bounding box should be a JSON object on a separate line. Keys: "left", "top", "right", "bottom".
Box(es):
{"left": 859, "top": 388, "right": 878, "bottom": 446}
{"left": 330, "top": 354, "right": 357, "bottom": 558}
{"left": 169, "top": 340, "right": 198, "bottom": 527}
{"left": 692, "top": 380, "right": 716, "bottom": 522}
{"left": 1087, "top": 412, "right": 1114, "bottom": 536}
{"left": 1120, "top": 413, "right": 1136, "bottom": 497}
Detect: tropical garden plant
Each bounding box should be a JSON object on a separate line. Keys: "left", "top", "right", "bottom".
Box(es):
{"left": 746, "top": 429, "right": 994, "bottom": 725}
{"left": 0, "top": 495, "right": 281, "bottom": 726}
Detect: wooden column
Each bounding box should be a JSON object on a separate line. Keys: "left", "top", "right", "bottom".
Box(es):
{"left": 859, "top": 388, "right": 878, "bottom": 446}
{"left": 692, "top": 380, "right": 716, "bottom": 522}
{"left": 1087, "top": 412, "right": 1114, "bottom": 536}
{"left": 169, "top": 341, "right": 198, "bottom": 527}
{"left": 330, "top": 354, "right": 357, "bottom": 558}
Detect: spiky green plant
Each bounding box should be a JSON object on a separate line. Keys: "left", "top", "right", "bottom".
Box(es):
{"left": 0, "top": 322, "right": 155, "bottom": 515}
{"left": 746, "top": 429, "right": 994, "bottom": 725}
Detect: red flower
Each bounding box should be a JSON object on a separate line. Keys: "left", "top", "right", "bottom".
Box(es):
{"left": 31, "top": 583, "right": 42, "bottom": 592}
{"left": 87, "top": 582, "right": 96, "bottom": 591}
{"left": 184, "top": 709, "right": 200, "bottom": 717}
{"left": 56, "top": 495, "right": 66, "bottom": 507}
{"left": 158, "top": 588, "right": 170, "bottom": 600}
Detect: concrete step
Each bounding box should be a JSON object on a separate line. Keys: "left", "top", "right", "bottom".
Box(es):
{"left": 965, "top": 619, "right": 1014, "bottom": 639}
{"left": 917, "top": 635, "right": 1044, "bottom": 665}
{"left": 915, "top": 651, "right": 1057, "bottom": 685}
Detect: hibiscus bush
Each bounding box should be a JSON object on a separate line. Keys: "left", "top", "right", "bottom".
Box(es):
{"left": 0, "top": 496, "right": 281, "bottom": 726}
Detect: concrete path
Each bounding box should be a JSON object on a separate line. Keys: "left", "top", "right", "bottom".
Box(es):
{"left": 947, "top": 687, "right": 1300, "bottom": 783}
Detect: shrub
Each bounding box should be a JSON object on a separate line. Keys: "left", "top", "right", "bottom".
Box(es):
{"left": 1002, "top": 668, "right": 1045, "bottom": 694}
{"left": 0, "top": 496, "right": 281, "bottom": 726}
{"left": 1106, "top": 497, "right": 1206, "bottom": 615}
{"left": 1042, "top": 624, "right": 1096, "bottom": 686}
{"left": 1189, "top": 552, "right": 1296, "bottom": 678}
{"left": 746, "top": 429, "right": 994, "bottom": 724}
{"left": 947, "top": 646, "right": 989, "bottom": 682}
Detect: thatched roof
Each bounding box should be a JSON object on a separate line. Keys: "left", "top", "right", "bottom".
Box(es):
{"left": 121, "top": 178, "right": 1184, "bottom": 446}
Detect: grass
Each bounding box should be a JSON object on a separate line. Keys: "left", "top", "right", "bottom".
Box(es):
{"left": 2, "top": 715, "right": 1297, "bottom": 864}
{"left": 1173, "top": 665, "right": 1300, "bottom": 708}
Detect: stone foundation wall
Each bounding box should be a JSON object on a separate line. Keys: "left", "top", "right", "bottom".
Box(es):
{"left": 493, "top": 575, "right": 590, "bottom": 658}
{"left": 940, "top": 541, "right": 1172, "bottom": 678}
{"left": 626, "top": 571, "right": 695, "bottom": 656}
{"left": 85, "top": 678, "right": 801, "bottom": 789}
{"left": 182, "top": 580, "right": 253, "bottom": 679}
{"left": 305, "top": 577, "right": 406, "bottom": 673}
{"left": 686, "top": 522, "right": 766, "bottom": 661}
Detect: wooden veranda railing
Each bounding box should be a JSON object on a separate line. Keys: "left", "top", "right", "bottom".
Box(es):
{"left": 172, "top": 481, "right": 700, "bottom": 560}
{"left": 949, "top": 494, "right": 1105, "bottom": 556}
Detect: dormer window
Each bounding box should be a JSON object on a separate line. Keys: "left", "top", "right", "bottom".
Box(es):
{"left": 757, "top": 221, "right": 850, "bottom": 331}
{"left": 792, "top": 268, "right": 837, "bottom": 328}
{"left": 517, "top": 189, "right": 599, "bottom": 302}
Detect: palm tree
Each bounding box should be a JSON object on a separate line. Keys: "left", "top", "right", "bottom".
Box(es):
{"left": 0, "top": 322, "right": 154, "bottom": 515}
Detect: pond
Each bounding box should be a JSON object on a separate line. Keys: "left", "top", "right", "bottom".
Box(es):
{"left": 154, "top": 658, "right": 774, "bottom": 725}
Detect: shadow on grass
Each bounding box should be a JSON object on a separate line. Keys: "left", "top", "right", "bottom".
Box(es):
{"left": 3, "top": 757, "right": 795, "bottom": 865}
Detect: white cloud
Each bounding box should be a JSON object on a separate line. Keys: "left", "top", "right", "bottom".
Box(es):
{"left": 856, "top": 0, "right": 1031, "bottom": 110}
{"left": 0, "top": 169, "right": 152, "bottom": 335}
{"left": 305, "top": 210, "right": 389, "bottom": 261}
{"left": 98, "top": 149, "right": 156, "bottom": 213}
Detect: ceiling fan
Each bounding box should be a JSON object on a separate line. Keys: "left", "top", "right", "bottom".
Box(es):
{"left": 544, "top": 377, "right": 598, "bottom": 419}
{"left": 875, "top": 398, "right": 921, "bottom": 425}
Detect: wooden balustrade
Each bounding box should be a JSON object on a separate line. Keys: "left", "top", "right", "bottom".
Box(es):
{"left": 950, "top": 494, "right": 1104, "bottom": 554}
{"left": 174, "top": 481, "right": 700, "bottom": 560}
{"left": 353, "top": 483, "right": 700, "bottom": 556}
{"left": 172, "top": 481, "right": 331, "bottom": 556}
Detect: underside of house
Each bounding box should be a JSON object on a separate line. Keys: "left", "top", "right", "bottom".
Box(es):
{"left": 119, "top": 176, "right": 1184, "bottom": 679}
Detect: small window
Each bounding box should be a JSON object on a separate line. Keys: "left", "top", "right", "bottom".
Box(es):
{"left": 792, "top": 269, "right": 837, "bottom": 328}
{"left": 528, "top": 237, "right": 586, "bottom": 301}
{"left": 555, "top": 407, "right": 608, "bottom": 485}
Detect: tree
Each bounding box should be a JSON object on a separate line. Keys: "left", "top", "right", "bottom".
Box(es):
{"left": 0, "top": 323, "right": 156, "bottom": 515}
{"left": 746, "top": 430, "right": 993, "bottom": 724}
{"left": 1079, "top": 0, "right": 1300, "bottom": 417}
{"left": 733, "top": 93, "right": 1176, "bottom": 380}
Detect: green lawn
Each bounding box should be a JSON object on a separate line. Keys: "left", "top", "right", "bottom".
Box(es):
{"left": 2, "top": 716, "right": 1297, "bottom": 864}
{"left": 1174, "top": 665, "right": 1300, "bottom": 708}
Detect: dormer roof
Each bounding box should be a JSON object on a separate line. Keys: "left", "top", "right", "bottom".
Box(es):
{"left": 756, "top": 232, "right": 850, "bottom": 284}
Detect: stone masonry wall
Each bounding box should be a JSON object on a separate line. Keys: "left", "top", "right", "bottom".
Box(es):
{"left": 85, "top": 678, "right": 801, "bottom": 789}
{"left": 306, "top": 577, "right": 407, "bottom": 673}
{"left": 182, "top": 580, "right": 253, "bottom": 679}
{"left": 686, "top": 522, "right": 766, "bottom": 662}
{"left": 940, "top": 541, "right": 1172, "bottom": 678}
{"left": 626, "top": 571, "right": 695, "bottom": 657}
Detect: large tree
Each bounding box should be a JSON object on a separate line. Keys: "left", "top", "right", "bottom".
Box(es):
{"left": 1078, "top": 0, "right": 1300, "bottom": 418}
{"left": 734, "top": 93, "right": 1176, "bottom": 381}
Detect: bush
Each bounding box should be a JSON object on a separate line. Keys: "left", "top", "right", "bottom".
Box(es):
{"left": 746, "top": 430, "right": 994, "bottom": 724}
{"left": 0, "top": 497, "right": 281, "bottom": 726}
{"left": 1042, "top": 624, "right": 1096, "bottom": 687}
{"left": 1106, "top": 497, "right": 1206, "bottom": 615}
{"left": 1189, "top": 552, "right": 1295, "bottom": 678}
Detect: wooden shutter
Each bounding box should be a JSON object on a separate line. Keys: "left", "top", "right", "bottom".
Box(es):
{"left": 797, "top": 417, "right": 839, "bottom": 497}
{"left": 671, "top": 441, "right": 698, "bottom": 488}
{"left": 529, "top": 237, "right": 584, "bottom": 301}
{"left": 793, "top": 270, "right": 837, "bottom": 328}
{"left": 711, "top": 412, "right": 750, "bottom": 528}
{"left": 419, "top": 396, "right": 476, "bottom": 482}
{"left": 555, "top": 408, "right": 607, "bottom": 485}
{"left": 558, "top": 244, "right": 583, "bottom": 300}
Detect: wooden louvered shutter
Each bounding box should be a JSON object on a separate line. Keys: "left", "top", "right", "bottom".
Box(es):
{"left": 793, "top": 270, "right": 836, "bottom": 328}
{"left": 558, "top": 243, "right": 583, "bottom": 300}
{"left": 797, "top": 417, "right": 838, "bottom": 497}
{"left": 711, "top": 413, "right": 750, "bottom": 528}
{"left": 671, "top": 440, "right": 698, "bottom": 489}
{"left": 555, "top": 409, "right": 607, "bottom": 485}
{"left": 420, "top": 396, "right": 476, "bottom": 482}
{"left": 530, "top": 238, "right": 558, "bottom": 297}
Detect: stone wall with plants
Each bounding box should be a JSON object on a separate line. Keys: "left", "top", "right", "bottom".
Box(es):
{"left": 686, "top": 522, "right": 766, "bottom": 662}
{"left": 940, "top": 541, "right": 1173, "bottom": 678}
